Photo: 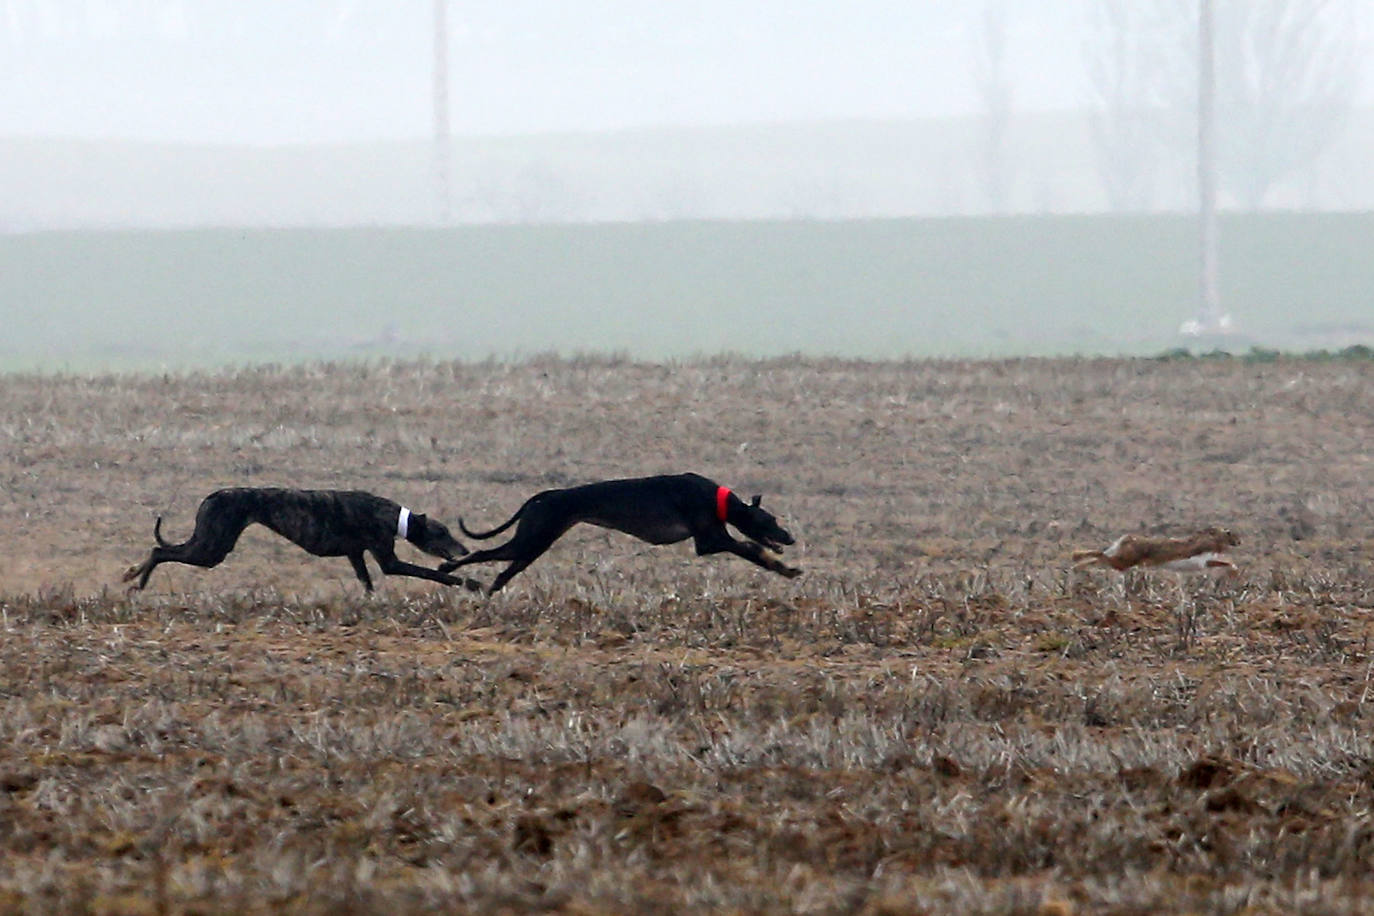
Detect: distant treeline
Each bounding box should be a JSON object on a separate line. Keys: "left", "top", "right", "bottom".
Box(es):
{"left": 6, "top": 109, "right": 1374, "bottom": 231}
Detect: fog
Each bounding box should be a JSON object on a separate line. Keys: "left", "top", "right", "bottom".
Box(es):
{"left": 3, "top": 2, "right": 1373, "bottom": 365}
{"left": 3, "top": 1, "right": 1094, "bottom": 142}
{"left": 3, "top": 1, "right": 1373, "bottom": 224}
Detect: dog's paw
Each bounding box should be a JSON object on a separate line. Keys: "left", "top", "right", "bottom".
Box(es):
{"left": 780, "top": 565, "right": 803, "bottom": 579}
{"left": 120, "top": 565, "right": 141, "bottom": 583}
{"left": 462, "top": 578, "right": 483, "bottom": 593}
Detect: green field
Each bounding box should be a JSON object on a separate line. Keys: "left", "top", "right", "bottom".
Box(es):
{"left": 4, "top": 213, "right": 1372, "bottom": 371}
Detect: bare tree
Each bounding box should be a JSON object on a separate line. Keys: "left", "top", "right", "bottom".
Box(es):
{"left": 1083, "top": 2, "right": 1174, "bottom": 210}
{"left": 1086, "top": 0, "right": 1359, "bottom": 334}
{"left": 1213, "top": 0, "right": 1361, "bottom": 208}
{"left": 970, "top": 2, "right": 1013, "bottom": 212}
{"left": 1086, "top": 0, "right": 1361, "bottom": 212}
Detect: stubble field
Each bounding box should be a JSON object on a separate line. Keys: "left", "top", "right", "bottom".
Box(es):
{"left": 1, "top": 355, "right": 1373, "bottom": 914}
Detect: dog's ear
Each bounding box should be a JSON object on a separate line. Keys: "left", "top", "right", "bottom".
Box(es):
{"left": 411, "top": 513, "right": 428, "bottom": 530}
{"left": 750, "top": 495, "right": 762, "bottom": 508}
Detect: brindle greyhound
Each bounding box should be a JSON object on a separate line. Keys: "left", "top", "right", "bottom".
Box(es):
{"left": 123, "top": 488, "right": 482, "bottom": 592}
{"left": 439, "top": 473, "right": 802, "bottom": 594}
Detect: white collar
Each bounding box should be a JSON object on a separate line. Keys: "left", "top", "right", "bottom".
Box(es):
{"left": 397, "top": 506, "right": 411, "bottom": 540}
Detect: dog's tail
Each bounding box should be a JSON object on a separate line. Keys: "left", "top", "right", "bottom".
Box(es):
{"left": 153, "top": 516, "right": 174, "bottom": 548}
{"left": 458, "top": 499, "right": 531, "bottom": 540}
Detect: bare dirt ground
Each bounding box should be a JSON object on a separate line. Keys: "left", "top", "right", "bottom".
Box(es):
{"left": 1, "top": 355, "right": 1372, "bottom": 914}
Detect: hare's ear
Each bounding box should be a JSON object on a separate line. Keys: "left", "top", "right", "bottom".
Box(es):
{"left": 750, "top": 495, "right": 762, "bottom": 508}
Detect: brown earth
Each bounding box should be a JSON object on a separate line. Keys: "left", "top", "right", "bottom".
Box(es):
{"left": 1, "top": 355, "right": 1373, "bottom": 913}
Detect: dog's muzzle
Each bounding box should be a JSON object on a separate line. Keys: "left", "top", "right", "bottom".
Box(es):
{"left": 435, "top": 540, "right": 469, "bottom": 561}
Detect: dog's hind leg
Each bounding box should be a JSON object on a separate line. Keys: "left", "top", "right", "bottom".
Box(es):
{"left": 485, "top": 556, "right": 541, "bottom": 594}
{"left": 125, "top": 542, "right": 228, "bottom": 590}
{"left": 441, "top": 533, "right": 562, "bottom": 594}
{"left": 122, "top": 557, "right": 158, "bottom": 589}
{"left": 131, "top": 536, "right": 239, "bottom": 589}
{"left": 124, "top": 500, "right": 248, "bottom": 590}
{"left": 443, "top": 545, "right": 545, "bottom": 594}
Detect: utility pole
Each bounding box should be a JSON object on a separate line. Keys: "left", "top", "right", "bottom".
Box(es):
{"left": 433, "top": 0, "right": 452, "bottom": 222}
{"left": 1193, "top": 0, "right": 1224, "bottom": 333}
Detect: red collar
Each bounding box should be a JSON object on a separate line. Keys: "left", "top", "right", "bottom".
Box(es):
{"left": 715, "top": 485, "right": 731, "bottom": 522}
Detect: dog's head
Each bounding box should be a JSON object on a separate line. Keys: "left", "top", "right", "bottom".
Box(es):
{"left": 406, "top": 514, "right": 470, "bottom": 561}
{"left": 729, "top": 494, "right": 796, "bottom": 553}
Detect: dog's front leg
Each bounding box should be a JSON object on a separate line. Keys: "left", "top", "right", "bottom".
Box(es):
{"left": 347, "top": 553, "right": 376, "bottom": 592}
{"left": 695, "top": 533, "right": 802, "bottom": 579}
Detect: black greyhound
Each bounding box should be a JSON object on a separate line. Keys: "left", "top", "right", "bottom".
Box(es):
{"left": 123, "top": 488, "right": 482, "bottom": 592}
{"left": 439, "top": 473, "right": 802, "bottom": 594}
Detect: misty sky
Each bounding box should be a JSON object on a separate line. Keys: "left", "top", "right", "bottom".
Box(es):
{"left": 3, "top": 0, "right": 1126, "bottom": 144}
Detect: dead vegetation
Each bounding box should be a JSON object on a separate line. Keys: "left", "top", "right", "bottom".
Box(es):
{"left": 1, "top": 355, "right": 1373, "bottom": 913}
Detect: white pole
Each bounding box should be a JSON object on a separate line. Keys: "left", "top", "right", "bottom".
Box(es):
{"left": 1197, "top": 0, "right": 1222, "bottom": 331}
